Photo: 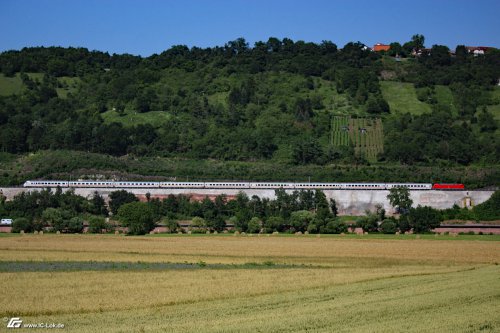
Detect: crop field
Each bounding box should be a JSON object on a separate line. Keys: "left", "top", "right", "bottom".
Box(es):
{"left": 331, "top": 116, "right": 350, "bottom": 146}
{"left": 331, "top": 116, "right": 384, "bottom": 161}
{"left": 0, "top": 234, "right": 499, "bottom": 332}
{"left": 348, "top": 117, "right": 384, "bottom": 161}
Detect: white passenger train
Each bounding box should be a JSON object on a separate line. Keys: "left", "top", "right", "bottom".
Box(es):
{"left": 23, "top": 180, "right": 434, "bottom": 190}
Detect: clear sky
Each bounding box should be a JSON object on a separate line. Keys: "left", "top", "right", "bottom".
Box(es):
{"left": 0, "top": 0, "right": 499, "bottom": 56}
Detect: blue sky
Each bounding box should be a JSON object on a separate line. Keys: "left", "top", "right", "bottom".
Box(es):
{"left": 0, "top": 0, "right": 499, "bottom": 56}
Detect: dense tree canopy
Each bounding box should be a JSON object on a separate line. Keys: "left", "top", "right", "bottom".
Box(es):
{"left": 0, "top": 35, "right": 498, "bottom": 183}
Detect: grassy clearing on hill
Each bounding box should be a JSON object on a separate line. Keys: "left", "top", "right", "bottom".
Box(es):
{"left": 0, "top": 72, "right": 79, "bottom": 98}
{"left": 55, "top": 76, "right": 80, "bottom": 98}
{"left": 101, "top": 110, "right": 171, "bottom": 127}
{"left": 0, "top": 235, "right": 498, "bottom": 332}
{"left": 488, "top": 86, "right": 500, "bottom": 121}
{"left": 0, "top": 73, "right": 24, "bottom": 95}
{"left": 380, "top": 81, "right": 431, "bottom": 115}
{"left": 434, "top": 84, "right": 457, "bottom": 114}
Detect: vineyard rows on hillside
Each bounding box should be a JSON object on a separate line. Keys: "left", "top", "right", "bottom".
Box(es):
{"left": 331, "top": 116, "right": 384, "bottom": 161}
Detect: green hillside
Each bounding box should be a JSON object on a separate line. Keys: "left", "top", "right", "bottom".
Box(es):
{"left": 0, "top": 40, "right": 498, "bottom": 185}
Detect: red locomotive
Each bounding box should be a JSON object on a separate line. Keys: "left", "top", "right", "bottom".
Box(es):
{"left": 431, "top": 183, "right": 465, "bottom": 190}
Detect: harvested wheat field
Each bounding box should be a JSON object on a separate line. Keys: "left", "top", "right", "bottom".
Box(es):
{"left": 0, "top": 234, "right": 499, "bottom": 332}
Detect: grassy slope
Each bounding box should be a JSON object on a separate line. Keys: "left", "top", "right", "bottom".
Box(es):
{"left": 380, "top": 81, "right": 432, "bottom": 115}
{"left": 55, "top": 76, "right": 80, "bottom": 98}
{"left": 487, "top": 86, "right": 500, "bottom": 121}
{"left": 0, "top": 73, "right": 24, "bottom": 95}
{"left": 0, "top": 235, "right": 498, "bottom": 332}
{"left": 0, "top": 73, "right": 79, "bottom": 98}
{"left": 434, "top": 84, "right": 457, "bottom": 114}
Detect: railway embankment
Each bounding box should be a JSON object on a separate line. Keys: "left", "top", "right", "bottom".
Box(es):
{"left": 0, "top": 187, "right": 494, "bottom": 216}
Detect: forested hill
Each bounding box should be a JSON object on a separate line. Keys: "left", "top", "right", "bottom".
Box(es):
{"left": 0, "top": 36, "right": 499, "bottom": 186}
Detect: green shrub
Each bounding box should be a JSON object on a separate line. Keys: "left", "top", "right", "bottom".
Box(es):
{"left": 88, "top": 216, "right": 109, "bottom": 233}
{"left": 397, "top": 215, "right": 411, "bottom": 233}
{"left": 408, "top": 205, "right": 442, "bottom": 233}
{"left": 379, "top": 219, "right": 398, "bottom": 234}
{"left": 42, "top": 208, "right": 75, "bottom": 232}
{"left": 263, "top": 216, "right": 284, "bottom": 233}
{"left": 67, "top": 217, "right": 84, "bottom": 233}
{"left": 320, "top": 219, "right": 348, "bottom": 234}
{"left": 118, "top": 202, "right": 157, "bottom": 235}
{"left": 307, "top": 223, "right": 319, "bottom": 234}
{"left": 12, "top": 217, "right": 33, "bottom": 233}
{"left": 247, "top": 217, "right": 261, "bottom": 233}
{"left": 42, "top": 207, "right": 64, "bottom": 231}
{"left": 190, "top": 216, "right": 207, "bottom": 233}
{"left": 289, "top": 210, "right": 315, "bottom": 232}
{"left": 163, "top": 219, "right": 180, "bottom": 233}
{"left": 109, "top": 190, "right": 138, "bottom": 215}
{"left": 473, "top": 190, "right": 500, "bottom": 220}
{"left": 355, "top": 214, "right": 379, "bottom": 232}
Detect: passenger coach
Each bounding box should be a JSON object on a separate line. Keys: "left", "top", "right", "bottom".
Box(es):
{"left": 22, "top": 180, "right": 462, "bottom": 190}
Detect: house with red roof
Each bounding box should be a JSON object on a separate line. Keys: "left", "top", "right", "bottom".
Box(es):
{"left": 373, "top": 43, "right": 390, "bottom": 52}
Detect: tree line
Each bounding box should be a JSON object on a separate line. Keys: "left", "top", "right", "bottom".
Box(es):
{"left": 2, "top": 187, "right": 498, "bottom": 235}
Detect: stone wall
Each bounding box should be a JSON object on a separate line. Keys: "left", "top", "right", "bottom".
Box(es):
{"left": 0, "top": 187, "right": 494, "bottom": 216}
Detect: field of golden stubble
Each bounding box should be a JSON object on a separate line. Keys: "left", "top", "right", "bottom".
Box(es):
{"left": 0, "top": 233, "right": 499, "bottom": 264}
{"left": 0, "top": 234, "right": 498, "bottom": 332}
